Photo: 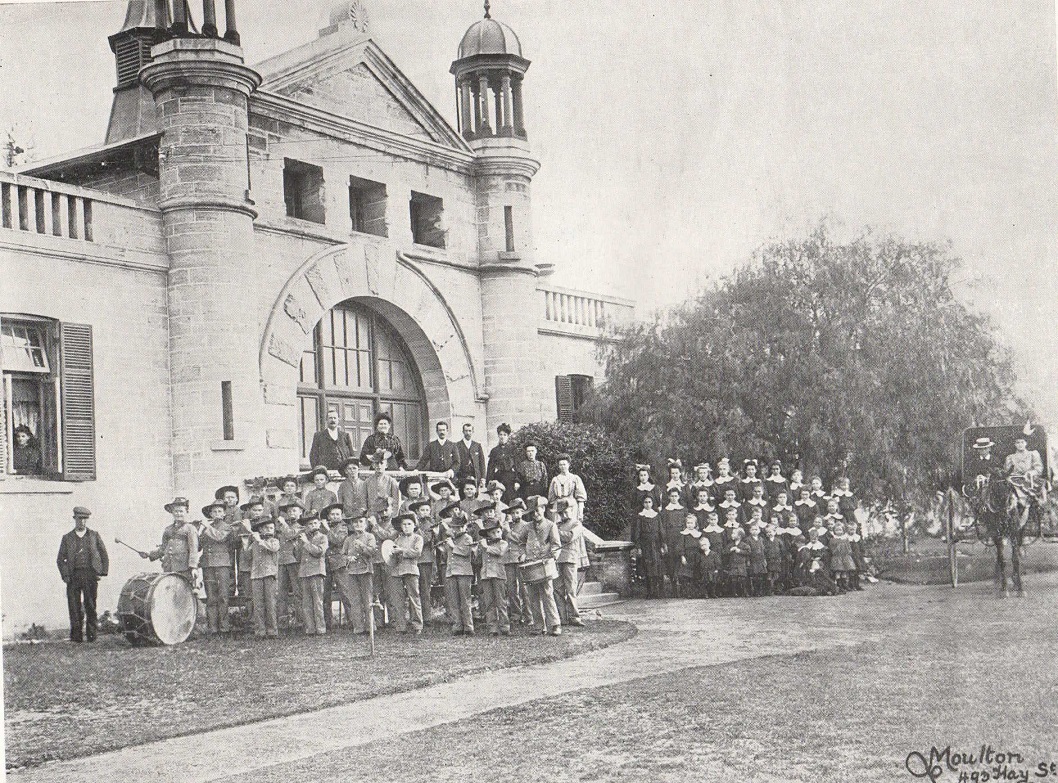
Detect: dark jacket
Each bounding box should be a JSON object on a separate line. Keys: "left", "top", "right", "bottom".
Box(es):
{"left": 417, "top": 439, "right": 459, "bottom": 473}
{"left": 358, "top": 433, "right": 409, "bottom": 471}
{"left": 455, "top": 439, "right": 486, "bottom": 483}
{"left": 57, "top": 528, "right": 109, "bottom": 581}
{"left": 308, "top": 428, "right": 356, "bottom": 471}
{"left": 486, "top": 443, "right": 520, "bottom": 500}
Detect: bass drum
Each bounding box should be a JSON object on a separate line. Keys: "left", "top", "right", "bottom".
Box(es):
{"left": 117, "top": 572, "right": 198, "bottom": 646}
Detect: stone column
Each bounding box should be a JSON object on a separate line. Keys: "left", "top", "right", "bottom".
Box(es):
{"left": 478, "top": 73, "right": 492, "bottom": 135}
{"left": 460, "top": 80, "right": 473, "bottom": 138}
{"left": 500, "top": 75, "right": 513, "bottom": 132}
{"left": 511, "top": 77, "right": 525, "bottom": 135}
{"left": 141, "top": 38, "right": 263, "bottom": 494}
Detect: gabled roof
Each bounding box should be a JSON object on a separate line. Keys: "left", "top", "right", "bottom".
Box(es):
{"left": 255, "top": 30, "right": 469, "bottom": 153}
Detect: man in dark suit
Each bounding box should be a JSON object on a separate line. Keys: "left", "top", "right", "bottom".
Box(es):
{"left": 56, "top": 506, "right": 109, "bottom": 643}
{"left": 455, "top": 422, "right": 486, "bottom": 487}
{"left": 309, "top": 409, "right": 356, "bottom": 471}
{"left": 417, "top": 420, "right": 459, "bottom": 476}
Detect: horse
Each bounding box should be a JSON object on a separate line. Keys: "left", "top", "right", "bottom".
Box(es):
{"left": 975, "top": 477, "right": 1030, "bottom": 597}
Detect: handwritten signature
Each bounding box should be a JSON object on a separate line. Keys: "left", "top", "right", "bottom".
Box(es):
{"left": 905, "top": 745, "right": 1057, "bottom": 782}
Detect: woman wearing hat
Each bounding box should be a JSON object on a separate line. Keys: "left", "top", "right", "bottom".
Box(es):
{"left": 358, "top": 411, "right": 409, "bottom": 471}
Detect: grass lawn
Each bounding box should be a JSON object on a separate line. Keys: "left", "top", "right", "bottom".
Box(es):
{"left": 872, "top": 537, "right": 1058, "bottom": 584}
{"left": 2, "top": 620, "right": 635, "bottom": 770}
{"left": 236, "top": 582, "right": 1058, "bottom": 783}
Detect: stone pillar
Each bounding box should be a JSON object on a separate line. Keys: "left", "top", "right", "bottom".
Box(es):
{"left": 202, "top": 0, "right": 218, "bottom": 36}
{"left": 478, "top": 73, "right": 492, "bottom": 135}
{"left": 141, "top": 38, "right": 263, "bottom": 494}
{"left": 511, "top": 77, "right": 524, "bottom": 136}
{"left": 460, "top": 80, "right": 473, "bottom": 138}
{"left": 500, "top": 75, "right": 512, "bottom": 132}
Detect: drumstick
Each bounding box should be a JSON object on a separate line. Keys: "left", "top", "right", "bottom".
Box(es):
{"left": 115, "top": 537, "right": 148, "bottom": 557}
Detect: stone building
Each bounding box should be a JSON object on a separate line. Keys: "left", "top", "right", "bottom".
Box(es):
{"left": 0, "top": 0, "right": 633, "bottom": 634}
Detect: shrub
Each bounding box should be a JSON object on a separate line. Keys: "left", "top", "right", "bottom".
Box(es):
{"left": 510, "top": 421, "right": 644, "bottom": 540}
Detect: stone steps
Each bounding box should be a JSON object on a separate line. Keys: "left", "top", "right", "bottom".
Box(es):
{"left": 578, "top": 580, "right": 622, "bottom": 609}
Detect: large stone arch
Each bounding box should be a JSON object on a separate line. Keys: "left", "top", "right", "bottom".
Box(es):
{"left": 259, "top": 243, "right": 483, "bottom": 466}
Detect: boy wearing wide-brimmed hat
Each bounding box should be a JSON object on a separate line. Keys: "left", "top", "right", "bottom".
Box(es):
{"left": 553, "top": 497, "right": 584, "bottom": 627}
{"left": 479, "top": 516, "right": 510, "bottom": 635}
{"left": 341, "top": 514, "right": 377, "bottom": 634}
{"left": 390, "top": 512, "right": 425, "bottom": 634}
{"left": 303, "top": 466, "right": 338, "bottom": 517}
{"left": 248, "top": 517, "right": 281, "bottom": 638}
{"left": 398, "top": 474, "right": 428, "bottom": 516}
{"left": 523, "top": 495, "right": 562, "bottom": 635}
{"left": 296, "top": 512, "right": 329, "bottom": 635}
{"left": 442, "top": 502, "right": 477, "bottom": 635}
{"left": 236, "top": 495, "right": 270, "bottom": 619}
{"left": 410, "top": 499, "right": 439, "bottom": 624}
{"left": 364, "top": 450, "right": 400, "bottom": 519}
{"left": 199, "top": 499, "right": 233, "bottom": 634}
{"left": 501, "top": 498, "right": 531, "bottom": 623}
{"left": 337, "top": 458, "right": 368, "bottom": 519}
{"left": 276, "top": 499, "right": 305, "bottom": 630}
{"left": 320, "top": 504, "right": 353, "bottom": 631}
{"left": 145, "top": 497, "right": 200, "bottom": 579}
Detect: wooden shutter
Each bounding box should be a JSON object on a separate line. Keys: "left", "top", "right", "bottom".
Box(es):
{"left": 59, "top": 322, "right": 96, "bottom": 481}
{"left": 555, "top": 375, "right": 574, "bottom": 423}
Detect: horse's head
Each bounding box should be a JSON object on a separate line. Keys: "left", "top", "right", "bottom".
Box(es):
{"left": 985, "top": 478, "right": 1013, "bottom": 514}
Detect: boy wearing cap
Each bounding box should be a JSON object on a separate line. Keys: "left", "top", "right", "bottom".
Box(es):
{"left": 524, "top": 496, "right": 563, "bottom": 635}
{"left": 296, "top": 513, "right": 329, "bottom": 635}
{"left": 145, "top": 498, "right": 200, "bottom": 578}
{"left": 501, "top": 498, "right": 531, "bottom": 623}
{"left": 304, "top": 466, "right": 338, "bottom": 517}
{"left": 337, "top": 458, "right": 368, "bottom": 519}
{"left": 554, "top": 498, "right": 585, "bottom": 627}
{"left": 479, "top": 517, "right": 511, "bottom": 635}
{"left": 199, "top": 500, "right": 233, "bottom": 634}
{"left": 391, "top": 513, "right": 425, "bottom": 634}
{"left": 342, "top": 515, "right": 377, "bottom": 633}
{"left": 57, "top": 506, "right": 109, "bottom": 643}
{"left": 248, "top": 518, "right": 281, "bottom": 638}
{"left": 276, "top": 500, "right": 305, "bottom": 631}
{"left": 442, "top": 503, "right": 477, "bottom": 635}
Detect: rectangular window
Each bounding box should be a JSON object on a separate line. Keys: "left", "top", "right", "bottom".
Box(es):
{"left": 283, "top": 158, "right": 326, "bottom": 224}
{"left": 555, "top": 374, "right": 594, "bottom": 422}
{"left": 349, "top": 176, "right": 388, "bottom": 237}
{"left": 409, "top": 191, "right": 445, "bottom": 248}
{"left": 1, "top": 316, "right": 95, "bottom": 480}
{"left": 504, "top": 205, "right": 515, "bottom": 252}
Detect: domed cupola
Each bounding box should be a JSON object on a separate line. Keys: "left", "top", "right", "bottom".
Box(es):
{"left": 450, "top": 1, "right": 530, "bottom": 142}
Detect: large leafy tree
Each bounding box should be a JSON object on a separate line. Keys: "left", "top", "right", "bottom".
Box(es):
{"left": 584, "top": 225, "right": 1027, "bottom": 506}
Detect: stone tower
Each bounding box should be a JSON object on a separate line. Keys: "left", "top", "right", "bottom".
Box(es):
{"left": 139, "top": 1, "right": 263, "bottom": 493}
{"left": 452, "top": 2, "right": 545, "bottom": 434}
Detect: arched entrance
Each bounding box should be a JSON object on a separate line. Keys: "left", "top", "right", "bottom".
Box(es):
{"left": 297, "top": 298, "right": 427, "bottom": 467}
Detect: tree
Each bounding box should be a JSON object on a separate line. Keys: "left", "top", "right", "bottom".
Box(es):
{"left": 509, "top": 421, "right": 643, "bottom": 540}
{"left": 583, "top": 224, "right": 1028, "bottom": 508}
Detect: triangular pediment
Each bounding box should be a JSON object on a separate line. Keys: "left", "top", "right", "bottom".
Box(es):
{"left": 255, "top": 34, "right": 467, "bottom": 151}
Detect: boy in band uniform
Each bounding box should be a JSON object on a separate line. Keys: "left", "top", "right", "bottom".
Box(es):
{"left": 398, "top": 474, "right": 428, "bottom": 516}
{"left": 236, "top": 496, "right": 270, "bottom": 619}
{"left": 320, "top": 504, "right": 352, "bottom": 630}
{"left": 391, "top": 512, "right": 425, "bottom": 634}
{"left": 296, "top": 513, "right": 329, "bottom": 635}
{"left": 145, "top": 497, "right": 200, "bottom": 578}
{"left": 371, "top": 512, "right": 398, "bottom": 628}
{"left": 410, "top": 498, "right": 439, "bottom": 624}
{"left": 501, "top": 498, "right": 531, "bottom": 623}
{"left": 199, "top": 499, "right": 233, "bottom": 634}
{"left": 342, "top": 515, "right": 377, "bottom": 634}
{"left": 479, "top": 516, "right": 511, "bottom": 635}
{"left": 554, "top": 498, "right": 584, "bottom": 627}
{"left": 337, "top": 458, "right": 368, "bottom": 519}
{"left": 248, "top": 517, "right": 281, "bottom": 638}
{"left": 524, "top": 496, "right": 562, "bottom": 636}
{"left": 442, "top": 503, "right": 477, "bottom": 635}
{"left": 276, "top": 500, "right": 305, "bottom": 630}
{"left": 304, "top": 466, "right": 338, "bottom": 517}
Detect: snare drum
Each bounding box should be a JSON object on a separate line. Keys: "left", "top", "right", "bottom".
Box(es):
{"left": 518, "top": 558, "right": 559, "bottom": 584}
{"left": 117, "top": 572, "right": 198, "bottom": 646}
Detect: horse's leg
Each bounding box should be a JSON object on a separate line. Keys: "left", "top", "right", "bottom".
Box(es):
{"left": 994, "top": 535, "right": 1008, "bottom": 597}
{"left": 1011, "top": 527, "right": 1025, "bottom": 597}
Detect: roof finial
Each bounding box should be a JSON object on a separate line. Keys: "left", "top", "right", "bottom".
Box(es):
{"left": 484, "top": 0, "right": 491, "bottom": 19}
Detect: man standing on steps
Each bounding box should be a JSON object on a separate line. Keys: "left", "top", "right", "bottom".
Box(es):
{"left": 56, "top": 507, "right": 109, "bottom": 643}
{"left": 309, "top": 409, "right": 356, "bottom": 472}
{"left": 417, "top": 420, "right": 459, "bottom": 477}
{"left": 455, "top": 421, "right": 486, "bottom": 489}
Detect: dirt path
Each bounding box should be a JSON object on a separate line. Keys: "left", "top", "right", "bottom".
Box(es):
{"left": 6, "top": 580, "right": 975, "bottom": 783}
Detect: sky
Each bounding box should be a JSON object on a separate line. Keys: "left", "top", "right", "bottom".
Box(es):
{"left": 1, "top": 0, "right": 1056, "bottom": 421}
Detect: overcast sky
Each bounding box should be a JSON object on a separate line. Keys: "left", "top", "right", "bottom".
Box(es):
{"left": 1, "top": 0, "right": 1056, "bottom": 421}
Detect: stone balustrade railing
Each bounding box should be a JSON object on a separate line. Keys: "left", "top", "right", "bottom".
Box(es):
{"left": 0, "top": 169, "right": 166, "bottom": 263}
{"left": 538, "top": 284, "right": 635, "bottom": 338}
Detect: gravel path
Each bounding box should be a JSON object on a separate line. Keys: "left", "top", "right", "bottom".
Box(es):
{"left": 6, "top": 578, "right": 1007, "bottom": 783}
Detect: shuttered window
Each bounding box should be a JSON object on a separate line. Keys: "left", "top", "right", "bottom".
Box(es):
{"left": 555, "top": 374, "right": 594, "bottom": 423}
{"left": 1, "top": 315, "right": 95, "bottom": 481}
